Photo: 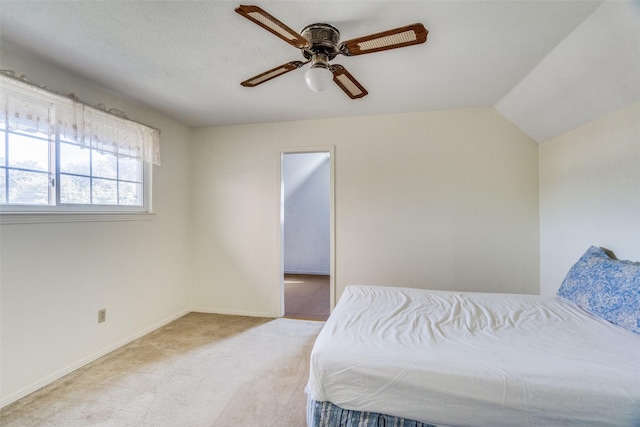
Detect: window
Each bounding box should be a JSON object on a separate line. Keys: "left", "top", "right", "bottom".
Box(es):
{"left": 0, "top": 119, "right": 147, "bottom": 211}
{"left": 0, "top": 71, "right": 159, "bottom": 216}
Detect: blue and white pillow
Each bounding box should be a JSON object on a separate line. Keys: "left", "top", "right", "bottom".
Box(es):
{"left": 557, "top": 246, "right": 640, "bottom": 335}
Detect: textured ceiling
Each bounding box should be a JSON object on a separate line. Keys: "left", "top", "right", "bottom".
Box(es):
{"left": 1, "top": 1, "right": 638, "bottom": 142}
{"left": 496, "top": 1, "right": 640, "bottom": 142}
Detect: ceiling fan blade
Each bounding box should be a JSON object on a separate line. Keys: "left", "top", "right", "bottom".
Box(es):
{"left": 330, "top": 65, "right": 368, "bottom": 99}
{"left": 241, "top": 61, "right": 307, "bottom": 87}
{"left": 235, "top": 5, "right": 309, "bottom": 49}
{"left": 339, "top": 23, "right": 428, "bottom": 56}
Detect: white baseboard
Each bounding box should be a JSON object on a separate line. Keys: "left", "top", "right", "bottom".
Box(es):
{"left": 0, "top": 309, "right": 190, "bottom": 409}
{"left": 191, "top": 307, "right": 278, "bottom": 318}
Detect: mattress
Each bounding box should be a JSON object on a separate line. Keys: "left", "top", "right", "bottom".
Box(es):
{"left": 307, "top": 285, "right": 640, "bottom": 427}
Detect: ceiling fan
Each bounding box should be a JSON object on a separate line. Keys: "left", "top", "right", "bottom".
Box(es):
{"left": 235, "top": 5, "right": 428, "bottom": 99}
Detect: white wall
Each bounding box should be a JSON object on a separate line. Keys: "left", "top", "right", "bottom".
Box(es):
{"left": 539, "top": 101, "right": 640, "bottom": 295}
{"left": 0, "top": 45, "right": 193, "bottom": 405}
{"left": 283, "top": 153, "right": 330, "bottom": 275}
{"left": 190, "top": 108, "right": 540, "bottom": 317}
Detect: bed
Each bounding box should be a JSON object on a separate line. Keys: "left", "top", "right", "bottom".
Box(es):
{"left": 306, "top": 246, "right": 640, "bottom": 426}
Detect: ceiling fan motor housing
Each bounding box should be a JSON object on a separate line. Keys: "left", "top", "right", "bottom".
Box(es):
{"left": 301, "top": 23, "right": 341, "bottom": 61}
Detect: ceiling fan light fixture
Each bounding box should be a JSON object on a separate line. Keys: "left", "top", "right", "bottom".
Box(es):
{"left": 305, "top": 65, "right": 333, "bottom": 92}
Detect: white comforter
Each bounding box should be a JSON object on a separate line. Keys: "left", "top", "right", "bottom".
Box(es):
{"left": 307, "top": 285, "right": 640, "bottom": 426}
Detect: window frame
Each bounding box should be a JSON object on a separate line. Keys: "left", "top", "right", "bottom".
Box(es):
{"left": 0, "top": 125, "right": 153, "bottom": 223}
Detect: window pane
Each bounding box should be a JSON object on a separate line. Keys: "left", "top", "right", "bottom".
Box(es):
{"left": 0, "top": 167, "right": 6, "bottom": 203}
{"left": 93, "top": 178, "right": 117, "bottom": 205}
{"left": 0, "top": 130, "right": 147, "bottom": 210}
{"left": 118, "top": 156, "right": 142, "bottom": 182}
{"left": 0, "top": 131, "right": 6, "bottom": 167}
{"left": 92, "top": 151, "right": 117, "bottom": 179}
{"left": 60, "top": 142, "right": 90, "bottom": 175}
{"left": 8, "top": 169, "right": 49, "bottom": 204}
{"left": 60, "top": 174, "right": 91, "bottom": 204}
{"left": 119, "top": 181, "right": 142, "bottom": 206}
{"left": 8, "top": 133, "right": 49, "bottom": 172}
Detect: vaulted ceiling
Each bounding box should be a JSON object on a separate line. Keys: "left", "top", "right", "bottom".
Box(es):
{"left": 1, "top": 1, "right": 639, "bottom": 143}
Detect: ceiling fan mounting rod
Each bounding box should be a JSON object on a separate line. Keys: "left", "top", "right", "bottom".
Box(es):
{"left": 309, "top": 52, "right": 330, "bottom": 70}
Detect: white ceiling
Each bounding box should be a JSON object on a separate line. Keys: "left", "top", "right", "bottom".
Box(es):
{"left": 1, "top": 1, "right": 638, "bottom": 142}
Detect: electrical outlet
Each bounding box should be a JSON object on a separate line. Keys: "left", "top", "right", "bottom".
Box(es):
{"left": 98, "top": 309, "right": 106, "bottom": 323}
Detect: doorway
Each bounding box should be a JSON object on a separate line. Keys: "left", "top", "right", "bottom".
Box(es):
{"left": 280, "top": 148, "right": 335, "bottom": 320}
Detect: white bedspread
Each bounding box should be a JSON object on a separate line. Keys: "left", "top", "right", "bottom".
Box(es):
{"left": 307, "top": 285, "right": 640, "bottom": 426}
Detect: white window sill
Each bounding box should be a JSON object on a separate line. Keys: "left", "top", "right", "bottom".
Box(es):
{"left": 0, "top": 211, "right": 155, "bottom": 224}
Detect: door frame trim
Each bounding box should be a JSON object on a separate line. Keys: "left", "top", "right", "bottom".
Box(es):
{"left": 278, "top": 146, "right": 336, "bottom": 317}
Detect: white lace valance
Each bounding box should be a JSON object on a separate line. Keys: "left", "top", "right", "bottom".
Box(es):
{"left": 0, "top": 72, "right": 161, "bottom": 165}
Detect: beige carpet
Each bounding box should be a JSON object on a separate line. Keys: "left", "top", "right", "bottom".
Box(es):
{"left": 284, "top": 274, "right": 330, "bottom": 321}
{"left": 0, "top": 313, "right": 324, "bottom": 427}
